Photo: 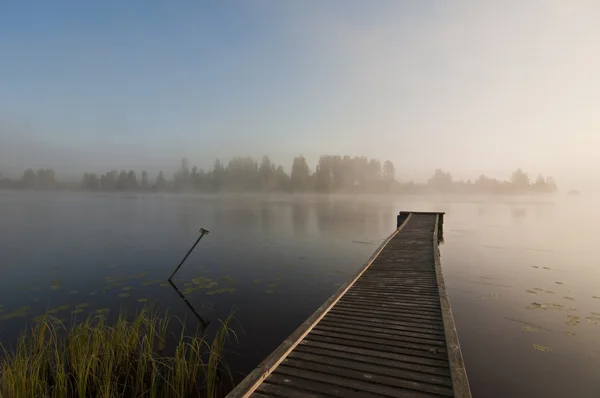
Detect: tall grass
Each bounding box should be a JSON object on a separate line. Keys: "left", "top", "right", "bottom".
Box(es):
{"left": 0, "top": 306, "right": 236, "bottom": 397}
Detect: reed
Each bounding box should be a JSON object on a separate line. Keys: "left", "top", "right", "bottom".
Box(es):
{"left": 0, "top": 306, "right": 235, "bottom": 397}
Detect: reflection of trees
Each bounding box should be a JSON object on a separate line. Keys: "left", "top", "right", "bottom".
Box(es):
{"left": 212, "top": 203, "right": 258, "bottom": 231}
{"left": 260, "top": 201, "right": 271, "bottom": 234}
{"left": 291, "top": 202, "right": 308, "bottom": 238}
{"left": 511, "top": 207, "right": 527, "bottom": 219}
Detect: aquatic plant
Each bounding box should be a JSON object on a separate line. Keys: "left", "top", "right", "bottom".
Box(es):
{"left": 0, "top": 306, "right": 235, "bottom": 397}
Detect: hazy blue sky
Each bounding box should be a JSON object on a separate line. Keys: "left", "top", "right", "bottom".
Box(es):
{"left": 1, "top": 1, "right": 599, "bottom": 183}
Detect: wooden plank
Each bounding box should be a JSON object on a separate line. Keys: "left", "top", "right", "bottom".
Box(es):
{"left": 226, "top": 214, "right": 414, "bottom": 398}
{"left": 328, "top": 306, "right": 445, "bottom": 324}
{"left": 304, "top": 332, "right": 448, "bottom": 360}
{"left": 322, "top": 314, "right": 446, "bottom": 337}
{"left": 312, "top": 324, "right": 447, "bottom": 347}
{"left": 293, "top": 344, "right": 450, "bottom": 378}
{"left": 282, "top": 357, "right": 454, "bottom": 396}
{"left": 298, "top": 339, "right": 450, "bottom": 368}
{"left": 317, "top": 318, "right": 447, "bottom": 342}
{"left": 258, "top": 374, "right": 380, "bottom": 398}
{"left": 275, "top": 365, "right": 439, "bottom": 398}
{"left": 333, "top": 301, "right": 443, "bottom": 317}
{"left": 308, "top": 329, "right": 448, "bottom": 356}
{"left": 285, "top": 351, "right": 452, "bottom": 386}
{"left": 322, "top": 312, "right": 446, "bottom": 333}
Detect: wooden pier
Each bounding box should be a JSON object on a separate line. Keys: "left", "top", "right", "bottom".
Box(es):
{"left": 227, "top": 212, "right": 471, "bottom": 398}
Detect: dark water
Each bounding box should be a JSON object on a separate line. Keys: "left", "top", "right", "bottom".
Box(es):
{"left": 0, "top": 191, "right": 599, "bottom": 397}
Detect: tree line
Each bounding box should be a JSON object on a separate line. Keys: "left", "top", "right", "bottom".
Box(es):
{"left": 1, "top": 155, "right": 558, "bottom": 194}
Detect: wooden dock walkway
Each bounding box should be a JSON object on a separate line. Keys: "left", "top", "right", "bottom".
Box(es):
{"left": 227, "top": 212, "right": 471, "bottom": 398}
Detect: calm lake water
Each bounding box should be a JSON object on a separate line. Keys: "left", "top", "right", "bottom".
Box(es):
{"left": 1, "top": 191, "right": 599, "bottom": 397}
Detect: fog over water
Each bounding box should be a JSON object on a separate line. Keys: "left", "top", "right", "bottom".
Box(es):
{"left": 1, "top": 1, "right": 599, "bottom": 397}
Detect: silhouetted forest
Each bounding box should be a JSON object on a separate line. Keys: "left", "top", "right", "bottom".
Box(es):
{"left": 0, "top": 155, "right": 558, "bottom": 194}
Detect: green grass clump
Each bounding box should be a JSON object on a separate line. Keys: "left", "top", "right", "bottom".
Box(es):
{"left": 0, "top": 307, "right": 235, "bottom": 397}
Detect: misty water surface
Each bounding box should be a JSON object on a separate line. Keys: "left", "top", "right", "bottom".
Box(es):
{"left": 0, "top": 192, "right": 599, "bottom": 397}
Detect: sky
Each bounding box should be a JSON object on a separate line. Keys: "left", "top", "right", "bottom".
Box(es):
{"left": 1, "top": 1, "right": 599, "bottom": 184}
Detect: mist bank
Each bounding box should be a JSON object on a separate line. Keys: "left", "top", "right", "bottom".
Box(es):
{"left": 1, "top": 154, "right": 558, "bottom": 195}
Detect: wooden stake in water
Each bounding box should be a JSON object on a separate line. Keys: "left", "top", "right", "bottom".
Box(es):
{"left": 168, "top": 228, "right": 210, "bottom": 281}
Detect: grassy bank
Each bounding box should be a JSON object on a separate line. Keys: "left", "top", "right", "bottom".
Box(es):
{"left": 0, "top": 307, "right": 235, "bottom": 397}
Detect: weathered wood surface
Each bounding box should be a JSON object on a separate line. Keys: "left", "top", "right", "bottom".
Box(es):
{"left": 227, "top": 212, "right": 471, "bottom": 398}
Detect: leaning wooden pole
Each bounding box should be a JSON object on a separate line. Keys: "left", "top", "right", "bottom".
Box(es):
{"left": 168, "top": 228, "right": 210, "bottom": 281}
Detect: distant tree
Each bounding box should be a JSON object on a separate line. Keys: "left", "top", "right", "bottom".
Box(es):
{"left": 290, "top": 156, "right": 311, "bottom": 192}
{"left": 368, "top": 159, "right": 382, "bottom": 191}
{"left": 511, "top": 169, "right": 530, "bottom": 190}
{"left": 81, "top": 173, "right": 100, "bottom": 190}
{"left": 315, "top": 155, "right": 334, "bottom": 192}
{"left": 274, "top": 165, "right": 290, "bottom": 191}
{"left": 427, "top": 169, "right": 453, "bottom": 191}
{"left": 22, "top": 169, "right": 36, "bottom": 189}
{"left": 127, "top": 170, "right": 138, "bottom": 190}
{"left": 35, "top": 169, "right": 57, "bottom": 189}
{"left": 383, "top": 161, "right": 395, "bottom": 181}
{"left": 212, "top": 159, "right": 225, "bottom": 191}
{"left": 156, "top": 171, "right": 166, "bottom": 190}
{"left": 141, "top": 170, "right": 149, "bottom": 189}
{"left": 259, "top": 156, "right": 275, "bottom": 191}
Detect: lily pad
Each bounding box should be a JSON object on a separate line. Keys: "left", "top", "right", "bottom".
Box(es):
{"left": 183, "top": 287, "right": 197, "bottom": 295}
{"left": 105, "top": 276, "right": 121, "bottom": 284}
{"left": 75, "top": 303, "right": 90, "bottom": 309}
{"left": 50, "top": 286, "right": 60, "bottom": 291}
{"left": 253, "top": 279, "right": 262, "bottom": 283}
{"left": 222, "top": 275, "right": 237, "bottom": 285}
{"left": 523, "top": 326, "right": 538, "bottom": 333}
{"left": 586, "top": 315, "right": 600, "bottom": 325}
{"left": 48, "top": 305, "right": 71, "bottom": 314}
{"left": 51, "top": 279, "right": 63, "bottom": 286}
{"left": 121, "top": 287, "right": 133, "bottom": 291}
{"left": 565, "top": 315, "right": 580, "bottom": 326}
{"left": 71, "top": 309, "right": 84, "bottom": 315}
{"left": 137, "top": 298, "right": 148, "bottom": 303}
{"left": 69, "top": 290, "right": 79, "bottom": 295}
{"left": 206, "top": 288, "right": 236, "bottom": 295}
{"left": 96, "top": 308, "right": 110, "bottom": 314}
{"left": 192, "top": 277, "right": 218, "bottom": 289}
{"left": 533, "top": 344, "right": 552, "bottom": 352}
{"left": 89, "top": 292, "right": 97, "bottom": 296}
{"left": 267, "top": 283, "right": 277, "bottom": 289}
{"left": 264, "top": 289, "right": 275, "bottom": 294}
{"left": 117, "top": 293, "right": 130, "bottom": 298}
{"left": 0, "top": 306, "right": 32, "bottom": 320}
{"left": 127, "top": 273, "right": 146, "bottom": 279}
{"left": 142, "top": 280, "right": 162, "bottom": 286}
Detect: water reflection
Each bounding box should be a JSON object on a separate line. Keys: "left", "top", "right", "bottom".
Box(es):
{"left": 260, "top": 201, "right": 271, "bottom": 234}
{"left": 291, "top": 202, "right": 308, "bottom": 238}
{"left": 168, "top": 280, "right": 209, "bottom": 330}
